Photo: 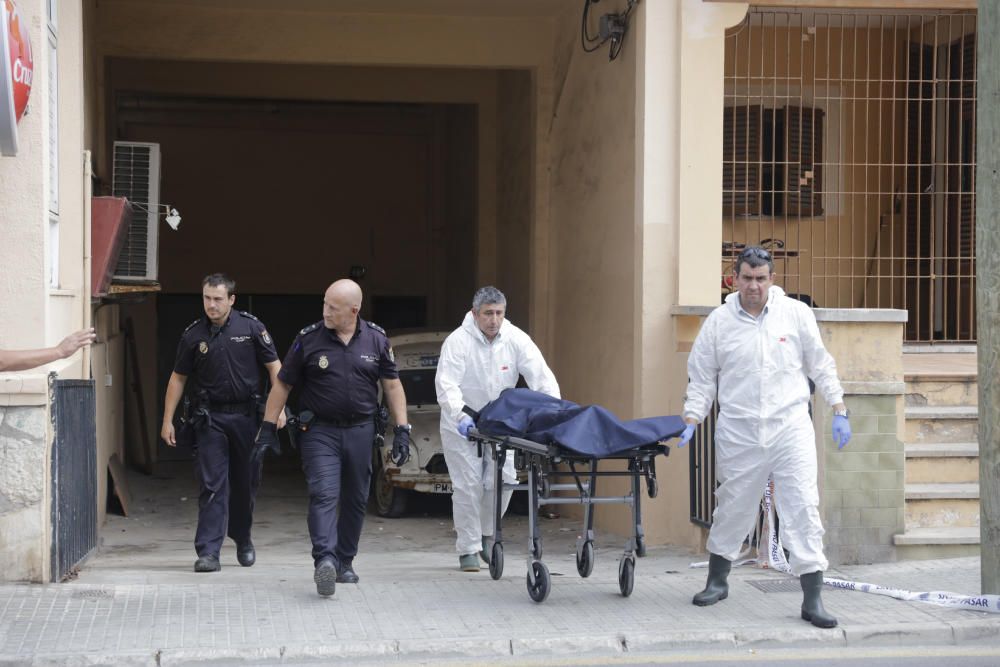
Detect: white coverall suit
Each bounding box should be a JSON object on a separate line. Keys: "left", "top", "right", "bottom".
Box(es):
{"left": 683, "top": 286, "right": 844, "bottom": 575}
{"left": 435, "top": 312, "right": 560, "bottom": 556}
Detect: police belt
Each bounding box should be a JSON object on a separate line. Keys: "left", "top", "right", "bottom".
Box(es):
{"left": 314, "top": 413, "right": 373, "bottom": 428}
{"left": 208, "top": 399, "right": 255, "bottom": 415}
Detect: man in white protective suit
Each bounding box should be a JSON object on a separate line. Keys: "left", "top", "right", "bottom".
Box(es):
{"left": 677, "top": 246, "right": 852, "bottom": 629}
{"left": 435, "top": 286, "right": 560, "bottom": 572}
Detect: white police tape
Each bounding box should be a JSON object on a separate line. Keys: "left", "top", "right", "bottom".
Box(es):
{"left": 691, "top": 477, "right": 1000, "bottom": 614}
{"left": 822, "top": 576, "right": 1000, "bottom": 613}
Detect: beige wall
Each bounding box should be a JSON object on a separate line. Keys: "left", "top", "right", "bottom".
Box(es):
{"left": 497, "top": 70, "right": 535, "bottom": 329}
{"left": 0, "top": 0, "right": 92, "bottom": 582}
{"left": 548, "top": 2, "right": 637, "bottom": 415}
{"left": 91, "top": 306, "right": 125, "bottom": 525}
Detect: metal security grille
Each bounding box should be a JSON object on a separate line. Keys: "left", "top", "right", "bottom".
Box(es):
{"left": 723, "top": 9, "right": 977, "bottom": 342}
{"left": 50, "top": 378, "right": 97, "bottom": 582}
{"left": 112, "top": 141, "right": 160, "bottom": 281}
{"left": 690, "top": 389, "right": 814, "bottom": 530}
{"left": 689, "top": 403, "right": 719, "bottom": 528}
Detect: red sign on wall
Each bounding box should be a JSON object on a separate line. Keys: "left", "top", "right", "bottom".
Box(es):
{"left": 1, "top": 0, "right": 33, "bottom": 156}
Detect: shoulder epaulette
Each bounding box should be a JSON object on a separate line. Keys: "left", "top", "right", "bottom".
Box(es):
{"left": 366, "top": 321, "right": 387, "bottom": 336}
{"left": 238, "top": 310, "right": 260, "bottom": 321}
{"left": 300, "top": 321, "right": 322, "bottom": 335}
{"left": 183, "top": 319, "right": 201, "bottom": 333}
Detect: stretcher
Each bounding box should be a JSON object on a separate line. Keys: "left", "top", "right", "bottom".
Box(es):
{"left": 465, "top": 389, "right": 684, "bottom": 603}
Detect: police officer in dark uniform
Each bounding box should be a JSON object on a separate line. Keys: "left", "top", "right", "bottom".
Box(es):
{"left": 161, "top": 273, "right": 284, "bottom": 573}
{"left": 254, "top": 278, "right": 410, "bottom": 597}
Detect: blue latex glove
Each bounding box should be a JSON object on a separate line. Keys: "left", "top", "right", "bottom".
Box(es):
{"left": 457, "top": 415, "right": 475, "bottom": 438}
{"left": 832, "top": 415, "right": 852, "bottom": 450}
{"left": 676, "top": 423, "right": 696, "bottom": 448}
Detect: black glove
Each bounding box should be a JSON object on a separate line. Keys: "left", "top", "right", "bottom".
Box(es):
{"left": 251, "top": 421, "right": 280, "bottom": 466}
{"left": 391, "top": 425, "right": 411, "bottom": 465}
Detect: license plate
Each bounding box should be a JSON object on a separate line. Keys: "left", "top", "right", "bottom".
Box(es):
{"left": 431, "top": 482, "right": 453, "bottom": 493}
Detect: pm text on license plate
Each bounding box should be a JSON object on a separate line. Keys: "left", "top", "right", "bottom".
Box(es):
{"left": 432, "top": 482, "right": 453, "bottom": 493}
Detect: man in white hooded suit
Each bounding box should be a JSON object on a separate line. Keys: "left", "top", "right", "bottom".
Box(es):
{"left": 435, "top": 286, "right": 560, "bottom": 572}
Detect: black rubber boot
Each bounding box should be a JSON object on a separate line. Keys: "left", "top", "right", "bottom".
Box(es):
{"left": 800, "top": 571, "right": 838, "bottom": 628}
{"left": 692, "top": 553, "right": 731, "bottom": 606}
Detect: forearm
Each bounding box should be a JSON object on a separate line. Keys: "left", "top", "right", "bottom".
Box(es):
{"left": 0, "top": 347, "right": 62, "bottom": 373}
{"left": 383, "top": 380, "right": 409, "bottom": 426}
{"left": 264, "top": 361, "right": 282, "bottom": 389}
{"left": 162, "top": 374, "right": 187, "bottom": 424}
{"left": 263, "top": 379, "right": 291, "bottom": 423}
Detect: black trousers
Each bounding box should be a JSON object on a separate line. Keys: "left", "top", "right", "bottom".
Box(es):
{"left": 300, "top": 420, "right": 374, "bottom": 567}
{"left": 194, "top": 411, "right": 260, "bottom": 558}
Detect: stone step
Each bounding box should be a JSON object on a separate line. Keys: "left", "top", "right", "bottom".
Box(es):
{"left": 904, "top": 443, "right": 979, "bottom": 484}
{"left": 905, "top": 406, "right": 979, "bottom": 419}
{"left": 905, "top": 442, "right": 979, "bottom": 458}
{"left": 903, "top": 406, "right": 978, "bottom": 444}
{"left": 904, "top": 483, "right": 980, "bottom": 529}
{"left": 905, "top": 482, "right": 979, "bottom": 499}
{"left": 893, "top": 525, "right": 980, "bottom": 545}
{"left": 904, "top": 378, "right": 978, "bottom": 408}
{"left": 893, "top": 526, "right": 980, "bottom": 560}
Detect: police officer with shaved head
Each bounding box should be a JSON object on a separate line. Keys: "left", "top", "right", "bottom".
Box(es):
{"left": 161, "top": 273, "right": 284, "bottom": 573}
{"left": 256, "top": 278, "right": 410, "bottom": 597}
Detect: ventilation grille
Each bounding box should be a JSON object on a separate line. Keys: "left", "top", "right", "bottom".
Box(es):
{"left": 112, "top": 142, "right": 160, "bottom": 281}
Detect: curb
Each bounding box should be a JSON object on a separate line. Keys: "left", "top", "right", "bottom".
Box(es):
{"left": 3, "top": 620, "right": 1000, "bottom": 666}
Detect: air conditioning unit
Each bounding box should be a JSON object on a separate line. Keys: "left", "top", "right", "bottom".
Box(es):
{"left": 112, "top": 141, "right": 160, "bottom": 281}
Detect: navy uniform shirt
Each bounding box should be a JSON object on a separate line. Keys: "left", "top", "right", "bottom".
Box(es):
{"left": 278, "top": 317, "right": 398, "bottom": 420}
{"left": 174, "top": 311, "right": 279, "bottom": 403}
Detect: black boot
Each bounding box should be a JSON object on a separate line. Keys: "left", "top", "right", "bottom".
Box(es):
{"left": 693, "top": 553, "right": 731, "bottom": 606}
{"left": 800, "top": 571, "right": 838, "bottom": 628}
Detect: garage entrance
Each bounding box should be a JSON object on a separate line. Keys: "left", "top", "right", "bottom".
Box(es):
{"left": 107, "top": 58, "right": 534, "bottom": 491}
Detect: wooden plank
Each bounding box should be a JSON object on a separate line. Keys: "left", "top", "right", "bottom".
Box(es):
{"left": 107, "top": 453, "right": 132, "bottom": 517}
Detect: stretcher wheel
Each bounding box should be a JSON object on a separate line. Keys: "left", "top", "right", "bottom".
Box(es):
{"left": 489, "top": 542, "right": 504, "bottom": 580}
{"left": 646, "top": 477, "right": 658, "bottom": 499}
{"left": 618, "top": 556, "right": 635, "bottom": 597}
{"left": 526, "top": 561, "right": 551, "bottom": 603}
{"left": 532, "top": 537, "right": 543, "bottom": 560}
{"left": 635, "top": 536, "right": 646, "bottom": 558}
{"left": 576, "top": 541, "right": 595, "bottom": 578}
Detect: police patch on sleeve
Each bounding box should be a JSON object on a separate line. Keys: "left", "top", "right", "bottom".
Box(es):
{"left": 388, "top": 347, "right": 394, "bottom": 363}
{"left": 262, "top": 330, "right": 272, "bottom": 345}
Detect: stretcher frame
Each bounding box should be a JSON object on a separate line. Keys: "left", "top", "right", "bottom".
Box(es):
{"left": 469, "top": 428, "right": 669, "bottom": 603}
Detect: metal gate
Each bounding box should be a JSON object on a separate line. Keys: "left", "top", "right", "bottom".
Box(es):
{"left": 723, "top": 8, "right": 977, "bottom": 342}
{"left": 50, "top": 377, "right": 98, "bottom": 581}
{"left": 690, "top": 389, "right": 814, "bottom": 530}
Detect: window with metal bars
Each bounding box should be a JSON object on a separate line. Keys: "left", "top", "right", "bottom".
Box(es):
{"left": 722, "top": 8, "right": 977, "bottom": 343}
{"left": 724, "top": 105, "right": 825, "bottom": 217}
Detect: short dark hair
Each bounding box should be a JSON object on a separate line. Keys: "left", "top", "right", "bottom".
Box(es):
{"left": 734, "top": 247, "right": 774, "bottom": 275}
{"left": 202, "top": 273, "right": 236, "bottom": 297}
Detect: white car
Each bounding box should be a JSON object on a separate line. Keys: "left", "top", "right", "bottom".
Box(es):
{"left": 371, "top": 331, "right": 452, "bottom": 517}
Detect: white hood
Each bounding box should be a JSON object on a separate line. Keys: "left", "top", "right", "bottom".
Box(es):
{"left": 435, "top": 312, "right": 560, "bottom": 427}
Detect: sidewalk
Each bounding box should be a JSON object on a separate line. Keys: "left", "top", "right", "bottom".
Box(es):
{"left": 1, "top": 464, "right": 998, "bottom": 665}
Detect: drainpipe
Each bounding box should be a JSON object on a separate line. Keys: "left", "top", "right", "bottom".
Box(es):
{"left": 82, "top": 150, "right": 92, "bottom": 377}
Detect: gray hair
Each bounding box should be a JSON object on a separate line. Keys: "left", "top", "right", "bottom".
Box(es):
{"left": 472, "top": 286, "right": 506, "bottom": 311}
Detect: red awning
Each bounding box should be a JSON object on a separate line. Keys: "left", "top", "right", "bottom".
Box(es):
{"left": 91, "top": 196, "right": 130, "bottom": 298}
